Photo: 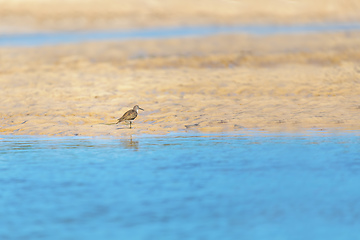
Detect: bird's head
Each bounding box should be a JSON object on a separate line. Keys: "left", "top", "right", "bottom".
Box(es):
{"left": 133, "top": 105, "right": 144, "bottom": 112}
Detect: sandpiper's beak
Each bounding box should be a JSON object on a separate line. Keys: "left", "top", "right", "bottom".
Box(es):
{"left": 139, "top": 107, "right": 144, "bottom": 111}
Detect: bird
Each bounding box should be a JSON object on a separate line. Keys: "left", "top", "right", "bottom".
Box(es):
{"left": 116, "top": 105, "right": 144, "bottom": 129}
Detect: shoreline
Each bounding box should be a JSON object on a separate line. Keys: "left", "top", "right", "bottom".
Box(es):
{"left": 2, "top": 22, "right": 360, "bottom": 47}
{"left": 1, "top": 127, "right": 360, "bottom": 139}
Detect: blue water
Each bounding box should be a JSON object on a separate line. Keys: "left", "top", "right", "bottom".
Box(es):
{"left": 1, "top": 22, "right": 360, "bottom": 46}
{"left": 1, "top": 132, "right": 360, "bottom": 240}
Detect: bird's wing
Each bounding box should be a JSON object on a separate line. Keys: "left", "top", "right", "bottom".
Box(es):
{"left": 118, "top": 110, "right": 131, "bottom": 122}
{"left": 118, "top": 110, "right": 137, "bottom": 122}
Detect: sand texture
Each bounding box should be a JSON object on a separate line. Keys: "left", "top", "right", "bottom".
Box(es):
{"left": 1, "top": 0, "right": 360, "bottom": 33}
{"left": 1, "top": 32, "right": 360, "bottom": 136}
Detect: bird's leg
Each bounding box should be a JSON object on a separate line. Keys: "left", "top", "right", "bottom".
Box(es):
{"left": 130, "top": 121, "right": 132, "bottom": 129}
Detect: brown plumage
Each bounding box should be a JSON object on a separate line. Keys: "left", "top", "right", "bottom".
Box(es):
{"left": 116, "top": 105, "right": 144, "bottom": 128}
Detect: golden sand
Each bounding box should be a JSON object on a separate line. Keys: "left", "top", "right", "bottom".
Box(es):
{"left": 1, "top": 32, "right": 360, "bottom": 136}
{"left": 1, "top": 0, "right": 360, "bottom": 33}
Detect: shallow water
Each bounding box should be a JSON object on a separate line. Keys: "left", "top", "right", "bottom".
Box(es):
{"left": 1, "top": 132, "right": 360, "bottom": 240}
{"left": 1, "top": 22, "right": 360, "bottom": 46}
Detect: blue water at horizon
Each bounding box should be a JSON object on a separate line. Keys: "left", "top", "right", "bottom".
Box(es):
{"left": 1, "top": 132, "right": 360, "bottom": 240}
{"left": 1, "top": 22, "right": 360, "bottom": 46}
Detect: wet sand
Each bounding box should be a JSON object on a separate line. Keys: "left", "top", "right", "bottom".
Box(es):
{"left": 1, "top": 0, "right": 360, "bottom": 33}
{"left": 1, "top": 32, "right": 360, "bottom": 136}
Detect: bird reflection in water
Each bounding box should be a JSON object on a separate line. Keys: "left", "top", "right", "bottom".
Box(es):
{"left": 120, "top": 136, "right": 139, "bottom": 150}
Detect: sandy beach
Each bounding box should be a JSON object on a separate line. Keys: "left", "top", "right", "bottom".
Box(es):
{"left": 1, "top": 0, "right": 360, "bottom": 136}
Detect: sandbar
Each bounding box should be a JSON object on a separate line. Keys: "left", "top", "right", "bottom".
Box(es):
{"left": 1, "top": 32, "right": 360, "bottom": 136}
